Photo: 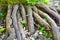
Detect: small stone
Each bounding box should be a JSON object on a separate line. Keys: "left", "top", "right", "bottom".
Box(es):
{"left": 39, "top": 32, "right": 42, "bottom": 35}
{"left": 0, "top": 26, "right": 3, "bottom": 28}
{"left": 27, "top": 32, "right": 30, "bottom": 36}
{"left": 0, "top": 38, "right": 2, "bottom": 40}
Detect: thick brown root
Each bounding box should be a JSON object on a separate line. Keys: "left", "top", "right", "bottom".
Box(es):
{"left": 49, "top": 6, "right": 58, "bottom": 13}
{"left": 32, "top": 6, "right": 38, "bottom": 13}
{"left": 38, "top": 9, "right": 60, "bottom": 40}
{"left": 6, "top": 28, "right": 15, "bottom": 40}
{"left": 19, "top": 4, "right": 26, "bottom": 21}
{"left": 26, "top": 5, "right": 35, "bottom": 34}
{"left": 12, "top": 5, "right": 22, "bottom": 40}
{"left": 6, "top": 4, "right": 13, "bottom": 35}
{"left": 33, "top": 11, "right": 51, "bottom": 30}
{"left": 17, "top": 10, "right": 25, "bottom": 40}
{"left": 36, "top": 3, "right": 60, "bottom": 26}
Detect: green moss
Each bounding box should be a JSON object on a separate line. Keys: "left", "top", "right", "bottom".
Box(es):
{"left": 7, "top": 0, "right": 20, "bottom": 4}
{"left": 40, "top": 0, "right": 50, "bottom": 5}
{"left": 0, "top": 0, "right": 50, "bottom": 5}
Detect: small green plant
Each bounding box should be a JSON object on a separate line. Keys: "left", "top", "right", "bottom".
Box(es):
{"left": 43, "top": 18, "right": 48, "bottom": 22}
{"left": 59, "top": 29, "right": 60, "bottom": 32}
{"left": 38, "top": 25, "right": 53, "bottom": 38}
{"left": 13, "top": 38, "right": 17, "bottom": 40}
{"left": 31, "top": 37, "right": 35, "bottom": 40}
{"left": 21, "top": 20, "right": 26, "bottom": 25}
{"left": 38, "top": 25, "right": 48, "bottom": 36}
{"left": 0, "top": 13, "right": 4, "bottom": 19}
{"left": 26, "top": 0, "right": 38, "bottom": 5}
{"left": 0, "top": 2, "right": 7, "bottom": 19}
{"left": 48, "top": 32, "right": 53, "bottom": 38}
{"left": 0, "top": 28, "right": 5, "bottom": 33}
